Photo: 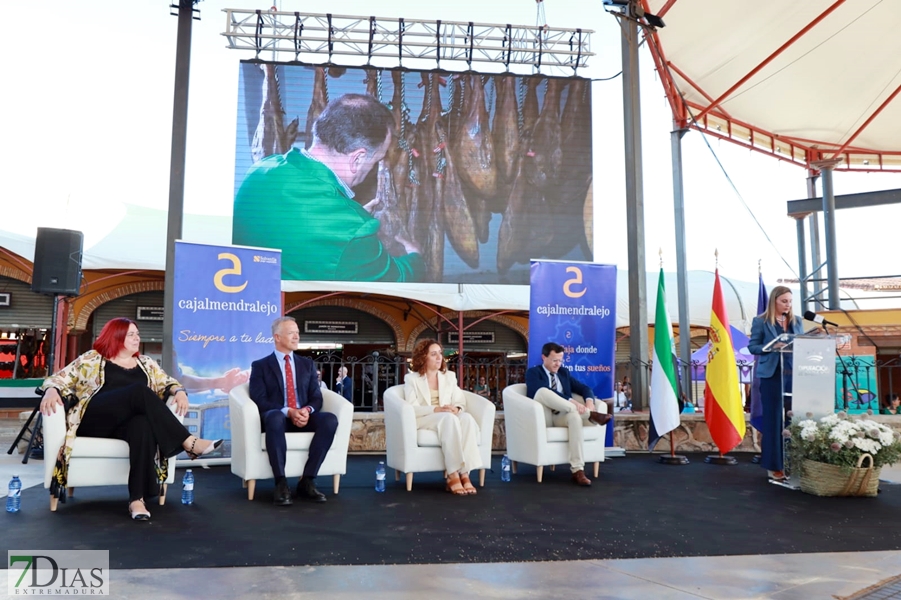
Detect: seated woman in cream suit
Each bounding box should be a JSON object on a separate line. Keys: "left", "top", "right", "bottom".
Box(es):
{"left": 404, "top": 339, "right": 482, "bottom": 495}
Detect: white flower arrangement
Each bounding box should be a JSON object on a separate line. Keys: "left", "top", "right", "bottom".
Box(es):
{"left": 789, "top": 412, "right": 901, "bottom": 470}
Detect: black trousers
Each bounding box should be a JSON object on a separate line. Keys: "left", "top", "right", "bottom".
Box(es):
{"left": 78, "top": 384, "right": 191, "bottom": 501}
{"left": 261, "top": 409, "right": 338, "bottom": 479}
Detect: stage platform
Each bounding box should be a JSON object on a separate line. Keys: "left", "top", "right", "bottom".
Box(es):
{"left": 4, "top": 454, "right": 901, "bottom": 571}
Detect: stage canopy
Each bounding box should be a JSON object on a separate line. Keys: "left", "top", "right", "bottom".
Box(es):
{"left": 646, "top": 0, "right": 901, "bottom": 171}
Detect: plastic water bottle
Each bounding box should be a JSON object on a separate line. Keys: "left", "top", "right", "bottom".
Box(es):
{"left": 375, "top": 461, "right": 386, "bottom": 493}
{"left": 181, "top": 469, "right": 195, "bottom": 505}
{"left": 501, "top": 455, "right": 512, "bottom": 482}
{"left": 6, "top": 475, "right": 22, "bottom": 513}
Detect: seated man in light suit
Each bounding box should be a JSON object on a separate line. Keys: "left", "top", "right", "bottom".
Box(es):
{"left": 249, "top": 317, "right": 338, "bottom": 506}
{"left": 525, "top": 342, "right": 612, "bottom": 487}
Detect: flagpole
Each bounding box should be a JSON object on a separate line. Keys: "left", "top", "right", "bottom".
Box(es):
{"left": 654, "top": 250, "right": 689, "bottom": 466}
{"left": 658, "top": 430, "right": 689, "bottom": 465}
{"left": 705, "top": 453, "right": 738, "bottom": 465}
{"left": 703, "top": 252, "right": 742, "bottom": 467}
{"left": 751, "top": 259, "right": 763, "bottom": 465}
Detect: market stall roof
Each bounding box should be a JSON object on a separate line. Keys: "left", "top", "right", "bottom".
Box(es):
{"left": 645, "top": 0, "right": 901, "bottom": 172}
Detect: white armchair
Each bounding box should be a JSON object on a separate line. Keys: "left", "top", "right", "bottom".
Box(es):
{"left": 383, "top": 384, "right": 496, "bottom": 491}
{"left": 502, "top": 383, "right": 606, "bottom": 482}
{"left": 229, "top": 382, "right": 352, "bottom": 500}
{"left": 42, "top": 401, "right": 181, "bottom": 511}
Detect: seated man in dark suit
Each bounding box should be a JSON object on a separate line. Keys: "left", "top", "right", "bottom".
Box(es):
{"left": 525, "top": 342, "right": 612, "bottom": 487}
{"left": 335, "top": 366, "right": 353, "bottom": 403}
{"left": 249, "top": 317, "right": 338, "bottom": 505}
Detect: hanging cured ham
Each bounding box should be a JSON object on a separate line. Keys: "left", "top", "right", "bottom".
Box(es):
{"left": 520, "top": 76, "right": 541, "bottom": 139}
{"left": 419, "top": 73, "right": 445, "bottom": 280}
{"left": 544, "top": 77, "right": 594, "bottom": 259}
{"left": 526, "top": 78, "right": 563, "bottom": 191}
{"left": 452, "top": 73, "right": 497, "bottom": 199}
{"left": 250, "top": 63, "right": 298, "bottom": 163}
{"left": 582, "top": 179, "right": 593, "bottom": 257}
{"left": 364, "top": 67, "right": 379, "bottom": 98}
{"left": 450, "top": 74, "right": 495, "bottom": 244}
{"left": 371, "top": 159, "right": 409, "bottom": 256}
{"left": 560, "top": 78, "right": 593, "bottom": 210}
{"left": 406, "top": 73, "right": 434, "bottom": 263}
{"left": 304, "top": 66, "right": 328, "bottom": 149}
{"left": 388, "top": 70, "right": 413, "bottom": 216}
{"left": 497, "top": 159, "right": 542, "bottom": 273}
{"left": 439, "top": 118, "right": 480, "bottom": 268}
{"left": 491, "top": 74, "right": 520, "bottom": 212}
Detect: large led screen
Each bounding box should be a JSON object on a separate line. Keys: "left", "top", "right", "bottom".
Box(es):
{"left": 233, "top": 62, "right": 593, "bottom": 285}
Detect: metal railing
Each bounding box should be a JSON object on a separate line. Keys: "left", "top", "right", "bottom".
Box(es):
{"left": 306, "top": 352, "right": 901, "bottom": 414}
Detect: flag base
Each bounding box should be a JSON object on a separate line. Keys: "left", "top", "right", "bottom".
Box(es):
{"left": 751, "top": 454, "right": 761, "bottom": 464}
{"left": 704, "top": 455, "right": 738, "bottom": 465}
{"left": 658, "top": 455, "right": 690, "bottom": 465}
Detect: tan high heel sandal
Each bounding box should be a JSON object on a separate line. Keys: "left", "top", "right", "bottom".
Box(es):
{"left": 459, "top": 473, "right": 477, "bottom": 495}
{"left": 446, "top": 473, "right": 466, "bottom": 496}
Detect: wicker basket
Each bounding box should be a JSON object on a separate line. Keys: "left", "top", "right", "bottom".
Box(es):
{"left": 799, "top": 454, "right": 881, "bottom": 497}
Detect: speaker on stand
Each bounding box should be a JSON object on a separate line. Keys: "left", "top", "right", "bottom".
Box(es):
{"left": 7, "top": 228, "right": 84, "bottom": 463}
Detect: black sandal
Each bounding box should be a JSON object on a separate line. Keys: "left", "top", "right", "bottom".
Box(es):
{"left": 186, "top": 437, "right": 223, "bottom": 460}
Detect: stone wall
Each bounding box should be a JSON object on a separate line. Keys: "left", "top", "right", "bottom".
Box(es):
{"left": 347, "top": 411, "right": 901, "bottom": 454}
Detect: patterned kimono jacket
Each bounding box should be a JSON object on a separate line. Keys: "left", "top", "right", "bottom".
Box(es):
{"left": 40, "top": 350, "right": 182, "bottom": 500}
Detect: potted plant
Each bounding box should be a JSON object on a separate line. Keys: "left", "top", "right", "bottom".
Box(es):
{"left": 788, "top": 412, "right": 901, "bottom": 497}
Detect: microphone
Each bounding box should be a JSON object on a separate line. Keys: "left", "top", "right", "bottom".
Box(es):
{"left": 803, "top": 310, "right": 839, "bottom": 328}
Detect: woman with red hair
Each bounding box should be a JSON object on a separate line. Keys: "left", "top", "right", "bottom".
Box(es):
{"left": 404, "top": 339, "right": 482, "bottom": 495}
{"left": 39, "top": 318, "right": 221, "bottom": 521}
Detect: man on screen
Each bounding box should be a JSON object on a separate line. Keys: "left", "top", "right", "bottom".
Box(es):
{"left": 233, "top": 93, "right": 424, "bottom": 282}
{"left": 525, "top": 342, "right": 612, "bottom": 487}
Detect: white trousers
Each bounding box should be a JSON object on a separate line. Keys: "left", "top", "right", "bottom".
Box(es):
{"left": 416, "top": 411, "right": 482, "bottom": 475}
{"left": 532, "top": 388, "right": 595, "bottom": 473}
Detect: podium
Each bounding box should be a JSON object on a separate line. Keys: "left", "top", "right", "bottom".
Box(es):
{"left": 791, "top": 333, "right": 837, "bottom": 420}
{"left": 762, "top": 331, "right": 836, "bottom": 487}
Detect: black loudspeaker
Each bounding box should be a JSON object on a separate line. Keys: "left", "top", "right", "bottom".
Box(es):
{"left": 31, "top": 228, "right": 84, "bottom": 296}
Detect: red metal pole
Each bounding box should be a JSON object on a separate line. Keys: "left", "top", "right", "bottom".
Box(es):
{"left": 457, "top": 311, "right": 464, "bottom": 381}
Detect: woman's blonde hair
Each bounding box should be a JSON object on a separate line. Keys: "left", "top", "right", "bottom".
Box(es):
{"left": 762, "top": 285, "right": 794, "bottom": 325}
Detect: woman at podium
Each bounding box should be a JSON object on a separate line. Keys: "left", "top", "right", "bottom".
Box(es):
{"left": 749, "top": 286, "right": 804, "bottom": 481}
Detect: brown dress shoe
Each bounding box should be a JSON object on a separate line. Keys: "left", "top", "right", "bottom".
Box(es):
{"left": 588, "top": 411, "right": 612, "bottom": 426}
{"left": 571, "top": 470, "right": 591, "bottom": 486}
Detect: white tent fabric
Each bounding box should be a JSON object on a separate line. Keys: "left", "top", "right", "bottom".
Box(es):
{"left": 646, "top": 0, "right": 901, "bottom": 170}
{"left": 4, "top": 198, "right": 893, "bottom": 331}
{"left": 3, "top": 201, "right": 892, "bottom": 331}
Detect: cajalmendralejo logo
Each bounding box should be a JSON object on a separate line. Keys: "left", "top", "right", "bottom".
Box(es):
{"left": 8, "top": 550, "right": 109, "bottom": 595}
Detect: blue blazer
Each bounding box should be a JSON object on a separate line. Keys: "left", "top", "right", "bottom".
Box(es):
{"left": 335, "top": 376, "right": 353, "bottom": 402}
{"left": 748, "top": 315, "right": 804, "bottom": 379}
{"left": 248, "top": 352, "right": 323, "bottom": 416}
{"left": 526, "top": 365, "right": 595, "bottom": 401}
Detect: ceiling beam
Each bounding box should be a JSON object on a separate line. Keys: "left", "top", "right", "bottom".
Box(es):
{"left": 786, "top": 187, "right": 901, "bottom": 217}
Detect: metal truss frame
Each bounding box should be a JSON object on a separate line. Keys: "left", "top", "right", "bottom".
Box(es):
{"left": 222, "top": 9, "right": 593, "bottom": 74}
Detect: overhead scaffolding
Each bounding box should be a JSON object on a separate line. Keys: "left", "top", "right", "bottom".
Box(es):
{"left": 222, "top": 9, "right": 593, "bottom": 74}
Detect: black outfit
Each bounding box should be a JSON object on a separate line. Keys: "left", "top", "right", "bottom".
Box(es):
{"left": 77, "top": 363, "right": 190, "bottom": 501}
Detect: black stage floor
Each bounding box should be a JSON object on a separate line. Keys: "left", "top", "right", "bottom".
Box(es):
{"left": 3, "top": 454, "right": 901, "bottom": 570}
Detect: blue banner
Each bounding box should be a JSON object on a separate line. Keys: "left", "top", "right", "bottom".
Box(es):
{"left": 529, "top": 261, "right": 617, "bottom": 443}
{"left": 173, "top": 241, "right": 282, "bottom": 459}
